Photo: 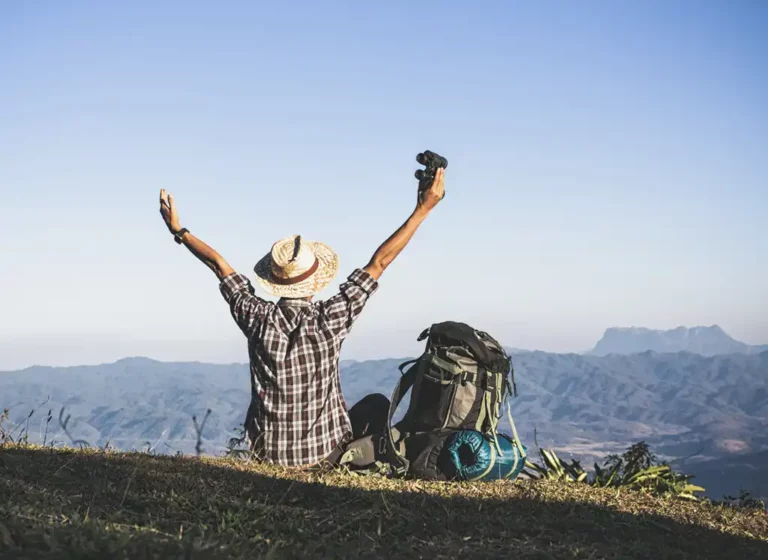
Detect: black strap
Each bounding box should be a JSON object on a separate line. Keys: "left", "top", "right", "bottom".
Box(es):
{"left": 384, "top": 359, "right": 420, "bottom": 475}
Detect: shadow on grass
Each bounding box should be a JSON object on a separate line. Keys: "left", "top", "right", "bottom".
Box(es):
{"left": 1, "top": 446, "right": 766, "bottom": 559}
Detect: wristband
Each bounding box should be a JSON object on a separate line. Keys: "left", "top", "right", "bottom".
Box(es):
{"left": 174, "top": 228, "right": 189, "bottom": 244}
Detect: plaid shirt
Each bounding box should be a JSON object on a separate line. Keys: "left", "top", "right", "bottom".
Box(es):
{"left": 220, "top": 268, "right": 378, "bottom": 467}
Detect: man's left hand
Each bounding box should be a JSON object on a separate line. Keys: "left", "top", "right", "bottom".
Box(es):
{"left": 159, "top": 189, "right": 182, "bottom": 234}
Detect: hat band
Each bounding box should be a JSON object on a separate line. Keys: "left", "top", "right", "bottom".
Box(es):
{"left": 271, "top": 257, "right": 319, "bottom": 285}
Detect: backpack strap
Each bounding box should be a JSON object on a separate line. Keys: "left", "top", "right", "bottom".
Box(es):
{"left": 506, "top": 400, "right": 527, "bottom": 459}
{"left": 383, "top": 358, "right": 420, "bottom": 476}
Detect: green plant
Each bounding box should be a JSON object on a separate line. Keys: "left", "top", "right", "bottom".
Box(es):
{"left": 524, "top": 441, "right": 705, "bottom": 500}
{"left": 525, "top": 449, "right": 587, "bottom": 482}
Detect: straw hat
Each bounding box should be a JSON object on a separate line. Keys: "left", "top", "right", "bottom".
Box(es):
{"left": 253, "top": 235, "right": 339, "bottom": 298}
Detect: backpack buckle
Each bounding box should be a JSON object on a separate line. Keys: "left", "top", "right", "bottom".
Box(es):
{"left": 378, "top": 436, "right": 388, "bottom": 457}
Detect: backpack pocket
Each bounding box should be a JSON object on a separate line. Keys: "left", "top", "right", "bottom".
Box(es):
{"left": 403, "top": 356, "right": 458, "bottom": 431}
{"left": 403, "top": 352, "right": 488, "bottom": 432}
{"left": 402, "top": 429, "right": 460, "bottom": 481}
{"left": 430, "top": 350, "right": 489, "bottom": 431}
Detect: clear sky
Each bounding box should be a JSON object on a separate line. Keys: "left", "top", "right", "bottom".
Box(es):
{"left": 1, "top": 1, "right": 766, "bottom": 369}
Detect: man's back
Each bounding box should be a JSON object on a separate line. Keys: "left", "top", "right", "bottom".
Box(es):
{"left": 220, "top": 269, "right": 378, "bottom": 466}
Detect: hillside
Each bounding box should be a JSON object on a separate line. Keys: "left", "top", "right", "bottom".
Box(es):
{"left": 590, "top": 325, "right": 768, "bottom": 356}
{"left": 1, "top": 445, "right": 766, "bottom": 559}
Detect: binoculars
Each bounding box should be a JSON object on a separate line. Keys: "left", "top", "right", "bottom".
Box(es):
{"left": 414, "top": 150, "right": 448, "bottom": 191}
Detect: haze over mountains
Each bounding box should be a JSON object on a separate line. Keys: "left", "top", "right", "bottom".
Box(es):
{"left": 591, "top": 325, "right": 768, "bottom": 356}
{"left": 1, "top": 326, "right": 766, "bottom": 501}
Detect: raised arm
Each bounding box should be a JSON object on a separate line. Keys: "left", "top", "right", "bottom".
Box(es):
{"left": 363, "top": 167, "right": 445, "bottom": 281}
{"left": 159, "top": 189, "right": 235, "bottom": 280}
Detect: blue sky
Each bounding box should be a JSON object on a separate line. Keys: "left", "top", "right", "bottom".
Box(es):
{"left": 1, "top": 1, "right": 766, "bottom": 369}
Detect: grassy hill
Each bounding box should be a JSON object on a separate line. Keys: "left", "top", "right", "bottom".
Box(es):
{"left": 1, "top": 445, "right": 766, "bottom": 559}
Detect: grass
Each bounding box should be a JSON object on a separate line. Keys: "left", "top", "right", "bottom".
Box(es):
{"left": 1, "top": 444, "right": 767, "bottom": 559}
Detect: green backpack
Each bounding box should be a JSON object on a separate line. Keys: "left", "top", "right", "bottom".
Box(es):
{"left": 381, "top": 321, "right": 526, "bottom": 480}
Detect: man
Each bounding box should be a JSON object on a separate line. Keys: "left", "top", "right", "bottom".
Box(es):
{"left": 158, "top": 167, "right": 445, "bottom": 467}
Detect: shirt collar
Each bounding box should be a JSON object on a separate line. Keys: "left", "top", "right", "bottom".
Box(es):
{"left": 277, "top": 298, "right": 313, "bottom": 308}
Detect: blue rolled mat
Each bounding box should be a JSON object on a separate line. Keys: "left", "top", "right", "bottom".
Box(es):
{"left": 491, "top": 434, "right": 527, "bottom": 481}
{"left": 444, "top": 430, "right": 527, "bottom": 481}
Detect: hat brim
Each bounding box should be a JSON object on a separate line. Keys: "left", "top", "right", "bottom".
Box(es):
{"left": 253, "top": 241, "right": 339, "bottom": 298}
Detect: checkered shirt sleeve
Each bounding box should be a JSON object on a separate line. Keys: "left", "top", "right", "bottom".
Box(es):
{"left": 320, "top": 268, "right": 378, "bottom": 338}
{"left": 220, "top": 272, "right": 270, "bottom": 337}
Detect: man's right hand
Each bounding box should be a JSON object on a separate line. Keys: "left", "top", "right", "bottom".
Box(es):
{"left": 417, "top": 167, "right": 445, "bottom": 213}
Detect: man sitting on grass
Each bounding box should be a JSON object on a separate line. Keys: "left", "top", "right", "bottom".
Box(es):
{"left": 158, "top": 167, "right": 444, "bottom": 467}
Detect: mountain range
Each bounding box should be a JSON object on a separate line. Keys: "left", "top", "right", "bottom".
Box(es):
{"left": 591, "top": 325, "right": 768, "bottom": 356}
{"left": 2, "top": 343, "right": 767, "bottom": 501}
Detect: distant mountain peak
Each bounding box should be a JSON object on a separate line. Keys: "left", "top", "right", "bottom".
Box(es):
{"left": 114, "top": 356, "right": 162, "bottom": 366}
{"left": 590, "top": 325, "right": 761, "bottom": 357}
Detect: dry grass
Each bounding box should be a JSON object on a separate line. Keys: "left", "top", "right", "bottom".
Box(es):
{"left": 1, "top": 444, "right": 767, "bottom": 559}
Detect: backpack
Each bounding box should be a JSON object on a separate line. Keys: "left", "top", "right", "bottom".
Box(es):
{"left": 380, "top": 321, "right": 527, "bottom": 480}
